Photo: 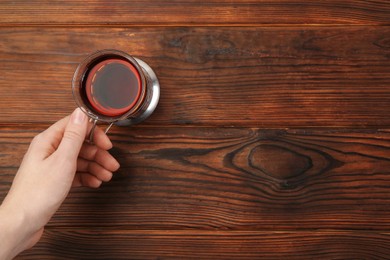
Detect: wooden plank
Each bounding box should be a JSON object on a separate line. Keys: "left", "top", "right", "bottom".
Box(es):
{"left": 17, "top": 230, "right": 390, "bottom": 259}
{"left": 1, "top": 1, "right": 390, "bottom": 26}
{"left": 1, "top": 127, "right": 390, "bottom": 230}
{"left": 0, "top": 27, "right": 389, "bottom": 127}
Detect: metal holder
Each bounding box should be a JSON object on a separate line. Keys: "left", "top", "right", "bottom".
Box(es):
{"left": 113, "top": 58, "right": 160, "bottom": 127}
{"left": 87, "top": 58, "right": 160, "bottom": 143}
{"left": 87, "top": 57, "right": 160, "bottom": 143}
{"left": 72, "top": 50, "right": 160, "bottom": 143}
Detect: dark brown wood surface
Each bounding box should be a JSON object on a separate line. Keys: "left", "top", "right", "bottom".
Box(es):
{"left": 17, "top": 230, "right": 390, "bottom": 259}
{"left": 0, "top": 27, "right": 389, "bottom": 127}
{"left": 1, "top": 127, "right": 390, "bottom": 232}
{"left": 1, "top": 1, "right": 390, "bottom": 25}
{"left": 0, "top": 1, "right": 389, "bottom": 259}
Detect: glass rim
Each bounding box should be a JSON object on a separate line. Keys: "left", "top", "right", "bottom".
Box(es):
{"left": 72, "top": 49, "right": 147, "bottom": 123}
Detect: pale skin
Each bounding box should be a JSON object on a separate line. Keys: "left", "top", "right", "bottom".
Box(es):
{"left": 0, "top": 108, "right": 120, "bottom": 259}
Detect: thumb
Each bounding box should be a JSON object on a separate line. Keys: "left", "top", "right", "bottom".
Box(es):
{"left": 56, "top": 108, "right": 88, "bottom": 161}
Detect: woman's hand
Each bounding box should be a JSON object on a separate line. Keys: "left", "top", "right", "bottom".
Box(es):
{"left": 0, "top": 108, "right": 120, "bottom": 259}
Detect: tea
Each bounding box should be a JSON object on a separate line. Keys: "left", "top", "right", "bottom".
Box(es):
{"left": 83, "top": 58, "right": 142, "bottom": 117}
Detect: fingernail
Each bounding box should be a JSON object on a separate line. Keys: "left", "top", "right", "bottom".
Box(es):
{"left": 114, "top": 160, "right": 120, "bottom": 171}
{"left": 108, "top": 138, "right": 113, "bottom": 149}
{"left": 72, "top": 108, "right": 87, "bottom": 125}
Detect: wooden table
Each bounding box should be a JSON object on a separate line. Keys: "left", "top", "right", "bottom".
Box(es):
{"left": 1, "top": 1, "right": 390, "bottom": 259}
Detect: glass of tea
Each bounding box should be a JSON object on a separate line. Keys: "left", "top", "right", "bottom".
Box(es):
{"left": 72, "top": 49, "right": 160, "bottom": 142}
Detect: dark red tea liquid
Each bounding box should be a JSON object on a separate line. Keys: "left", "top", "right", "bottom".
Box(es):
{"left": 82, "top": 57, "right": 142, "bottom": 117}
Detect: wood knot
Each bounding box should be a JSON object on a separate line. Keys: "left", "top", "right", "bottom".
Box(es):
{"left": 249, "top": 144, "right": 312, "bottom": 180}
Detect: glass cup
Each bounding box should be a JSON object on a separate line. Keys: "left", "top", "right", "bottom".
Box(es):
{"left": 72, "top": 49, "right": 160, "bottom": 142}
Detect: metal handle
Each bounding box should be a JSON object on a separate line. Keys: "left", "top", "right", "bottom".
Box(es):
{"left": 88, "top": 119, "right": 114, "bottom": 144}
{"left": 88, "top": 119, "right": 98, "bottom": 143}
{"left": 104, "top": 122, "right": 114, "bottom": 134}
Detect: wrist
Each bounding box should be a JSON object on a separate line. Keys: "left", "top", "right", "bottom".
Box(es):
{"left": 0, "top": 199, "right": 28, "bottom": 259}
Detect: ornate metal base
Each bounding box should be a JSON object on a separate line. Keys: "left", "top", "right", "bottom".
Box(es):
{"left": 114, "top": 58, "right": 160, "bottom": 126}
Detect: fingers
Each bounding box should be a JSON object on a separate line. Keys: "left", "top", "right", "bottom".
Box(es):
{"left": 75, "top": 144, "right": 120, "bottom": 188}
{"left": 79, "top": 143, "right": 120, "bottom": 171}
{"left": 27, "top": 108, "right": 118, "bottom": 191}
{"left": 55, "top": 108, "right": 89, "bottom": 161}
{"left": 88, "top": 123, "right": 113, "bottom": 150}
{"left": 27, "top": 115, "right": 71, "bottom": 160}
{"left": 29, "top": 109, "right": 112, "bottom": 161}
{"left": 72, "top": 173, "right": 102, "bottom": 188}
{"left": 77, "top": 158, "right": 113, "bottom": 182}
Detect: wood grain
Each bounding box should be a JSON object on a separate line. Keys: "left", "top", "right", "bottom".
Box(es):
{"left": 1, "top": 127, "right": 390, "bottom": 230}
{"left": 0, "top": 27, "right": 389, "bottom": 127}
{"left": 1, "top": 0, "right": 389, "bottom": 259}
{"left": 17, "top": 230, "right": 390, "bottom": 259}
{"left": 1, "top": 1, "right": 390, "bottom": 26}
